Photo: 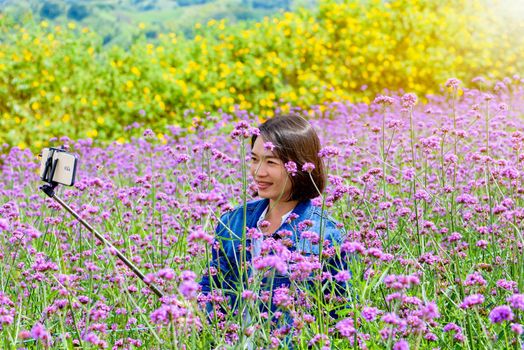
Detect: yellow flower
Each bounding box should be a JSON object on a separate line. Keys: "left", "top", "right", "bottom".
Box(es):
{"left": 138, "top": 22, "right": 146, "bottom": 30}
{"left": 131, "top": 66, "right": 141, "bottom": 77}
{"left": 97, "top": 117, "right": 104, "bottom": 125}
{"left": 54, "top": 95, "right": 61, "bottom": 102}
{"left": 41, "top": 21, "right": 49, "bottom": 28}
{"left": 68, "top": 22, "right": 76, "bottom": 29}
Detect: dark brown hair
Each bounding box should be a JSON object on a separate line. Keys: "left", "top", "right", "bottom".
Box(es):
{"left": 251, "top": 114, "right": 326, "bottom": 202}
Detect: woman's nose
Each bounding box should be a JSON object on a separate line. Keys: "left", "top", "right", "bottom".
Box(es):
{"left": 253, "top": 162, "right": 268, "bottom": 177}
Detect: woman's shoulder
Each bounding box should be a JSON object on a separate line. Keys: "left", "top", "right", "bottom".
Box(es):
{"left": 214, "top": 199, "right": 268, "bottom": 239}
{"left": 221, "top": 198, "right": 267, "bottom": 217}
{"left": 216, "top": 198, "right": 268, "bottom": 228}
{"left": 298, "top": 201, "right": 344, "bottom": 242}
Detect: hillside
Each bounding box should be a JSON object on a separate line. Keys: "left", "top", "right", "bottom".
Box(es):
{"left": 0, "top": 0, "right": 317, "bottom": 46}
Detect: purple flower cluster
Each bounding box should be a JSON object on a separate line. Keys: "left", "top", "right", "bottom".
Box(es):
{"left": 1, "top": 78, "right": 524, "bottom": 348}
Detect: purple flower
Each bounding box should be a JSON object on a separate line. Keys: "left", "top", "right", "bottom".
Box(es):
{"left": 489, "top": 305, "right": 514, "bottom": 324}
{"left": 0, "top": 219, "right": 8, "bottom": 231}
{"left": 179, "top": 280, "right": 199, "bottom": 299}
{"left": 230, "top": 121, "right": 258, "bottom": 139}
{"left": 460, "top": 294, "right": 485, "bottom": 309}
{"left": 401, "top": 93, "right": 417, "bottom": 108}
{"left": 445, "top": 78, "right": 461, "bottom": 89}
{"left": 273, "top": 287, "right": 293, "bottom": 308}
{"left": 419, "top": 302, "right": 440, "bottom": 320}
{"left": 83, "top": 332, "right": 101, "bottom": 345}
{"left": 402, "top": 167, "right": 416, "bottom": 181}
{"left": 336, "top": 318, "right": 356, "bottom": 338}
{"left": 253, "top": 255, "right": 287, "bottom": 275}
{"left": 393, "top": 339, "right": 409, "bottom": 350}
{"left": 180, "top": 270, "right": 196, "bottom": 281}
{"left": 263, "top": 142, "right": 275, "bottom": 151}
{"left": 463, "top": 272, "right": 487, "bottom": 287}
{"left": 143, "top": 129, "right": 155, "bottom": 138}
{"left": 318, "top": 146, "right": 340, "bottom": 159}
{"left": 476, "top": 240, "right": 488, "bottom": 249}
{"left": 242, "top": 290, "right": 257, "bottom": 301}
{"left": 341, "top": 241, "right": 365, "bottom": 254}
{"left": 374, "top": 95, "right": 395, "bottom": 105}
{"left": 31, "top": 323, "right": 52, "bottom": 346}
{"left": 157, "top": 268, "right": 175, "bottom": 280}
{"left": 507, "top": 294, "right": 524, "bottom": 310}
{"left": 302, "top": 162, "right": 315, "bottom": 172}
{"left": 384, "top": 274, "right": 420, "bottom": 290}
{"left": 334, "top": 270, "right": 351, "bottom": 283}
{"left": 443, "top": 322, "right": 461, "bottom": 333}
{"left": 285, "top": 161, "right": 297, "bottom": 176}
{"left": 511, "top": 323, "right": 523, "bottom": 335}
{"left": 361, "top": 306, "right": 381, "bottom": 322}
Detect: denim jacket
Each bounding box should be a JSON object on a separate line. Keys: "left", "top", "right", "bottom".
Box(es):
{"left": 200, "top": 198, "right": 345, "bottom": 311}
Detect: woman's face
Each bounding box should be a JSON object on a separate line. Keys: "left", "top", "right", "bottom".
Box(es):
{"left": 250, "top": 137, "right": 293, "bottom": 203}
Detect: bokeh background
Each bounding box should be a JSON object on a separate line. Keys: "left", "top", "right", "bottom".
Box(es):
{"left": 1, "top": 0, "right": 524, "bottom": 149}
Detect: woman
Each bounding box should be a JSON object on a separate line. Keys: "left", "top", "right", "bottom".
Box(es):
{"left": 200, "top": 114, "right": 345, "bottom": 326}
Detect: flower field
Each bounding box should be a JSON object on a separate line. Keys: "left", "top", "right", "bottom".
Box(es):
{"left": 1, "top": 77, "right": 524, "bottom": 349}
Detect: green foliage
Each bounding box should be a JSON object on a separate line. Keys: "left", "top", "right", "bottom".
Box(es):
{"left": 0, "top": 0, "right": 523, "bottom": 150}
{"left": 0, "top": 0, "right": 309, "bottom": 47}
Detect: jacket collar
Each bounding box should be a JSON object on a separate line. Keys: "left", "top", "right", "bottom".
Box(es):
{"left": 247, "top": 198, "right": 313, "bottom": 228}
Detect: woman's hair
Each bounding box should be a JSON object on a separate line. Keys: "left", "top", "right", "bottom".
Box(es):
{"left": 251, "top": 113, "right": 326, "bottom": 202}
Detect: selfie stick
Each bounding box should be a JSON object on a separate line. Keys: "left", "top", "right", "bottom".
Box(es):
{"left": 40, "top": 152, "right": 164, "bottom": 299}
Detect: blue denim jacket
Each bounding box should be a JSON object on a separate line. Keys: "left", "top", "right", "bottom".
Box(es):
{"left": 200, "top": 198, "right": 345, "bottom": 310}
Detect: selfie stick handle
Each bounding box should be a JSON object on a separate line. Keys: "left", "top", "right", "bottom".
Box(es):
{"left": 40, "top": 184, "right": 164, "bottom": 299}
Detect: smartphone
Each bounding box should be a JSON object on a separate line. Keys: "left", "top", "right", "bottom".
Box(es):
{"left": 40, "top": 148, "right": 78, "bottom": 186}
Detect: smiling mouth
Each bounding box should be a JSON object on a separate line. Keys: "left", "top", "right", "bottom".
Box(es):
{"left": 256, "top": 181, "right": 272, "bottom": 190}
